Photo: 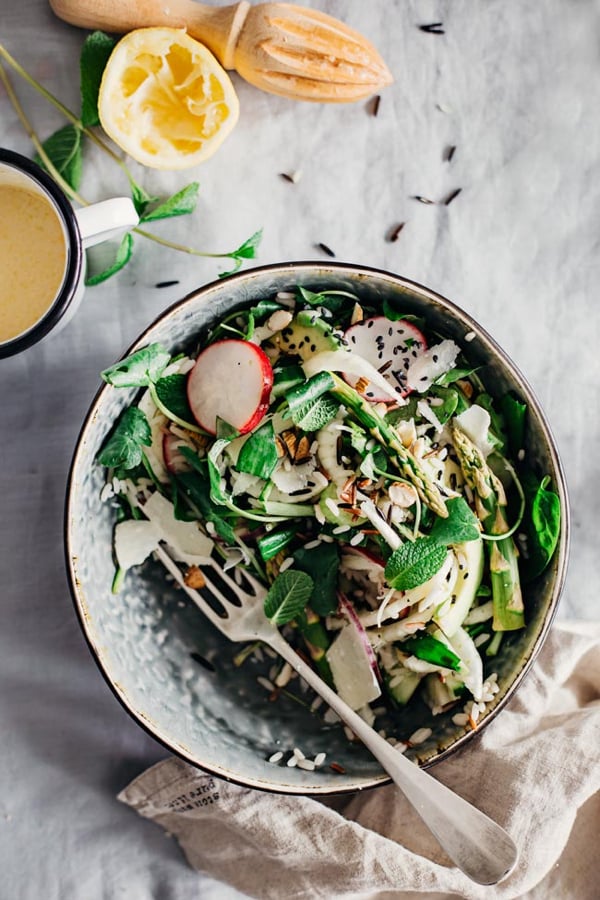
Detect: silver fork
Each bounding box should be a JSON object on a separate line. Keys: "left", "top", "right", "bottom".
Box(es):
{"left": 156, "top": 545, "right": 518, "bottom": 886}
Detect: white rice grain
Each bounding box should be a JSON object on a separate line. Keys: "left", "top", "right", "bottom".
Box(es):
{"left": 279, "top": 557, "right": 294, "bottom": 572}
{"left": 268, "top": 751, "right": 283, "bottom": 764}
{"left": 408, "top": 727, "right": 432, "bottom": 745}
{"left": 297, "top": 758, "right": 315, "bottom": 771}
{"left": 313, "top": 752, "right": 327, "bottom": 767}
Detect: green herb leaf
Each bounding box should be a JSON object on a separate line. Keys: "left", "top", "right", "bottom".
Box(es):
{"left": 236, "top": 420, "right": 279, "bottom": 480}
{"left": 140, "top": 183, "right": 200, "bottom": 222}
{"left": 384, "top": 537, "right": 447, "bottom": 590}
{"left": 101, "top": 343, "right": 171, "bottom": 388}
{"left": 292, "top": 541, "right": 339, "bottom": 616}
{"left": 264, "top": 570, "right": 314, "bottom": 625}
{"left": 500, "top": 393, "right": 527, "bottom": 456}
{"left": 130, "top": 181, "right": 158, "bottom": 218}
{"left": 427, "top": 385, "right": 459, "bottom": 424}
{"left": 80, "top": 31, "right": 116, "bottom": 127}
{"left": 97, "top": 407, "right": 151, "bottom": 469}
{"left": 175, "top": 464, "right": 237, "bottom": 544}
{"left": 401, "top": 633, "right": 462, "bottom": 671}
{"left": 85, "top": 232, "right": 134, "bottom": 286}
{"left": 430, "top": 497, "right": 481, "bottom": 545}
{"left": 36, "top": 124, "right": 83, "bottom": 191}
{"left": 435, "top": 367, "right": 478, "bottom": 386}
{"left": 153, "top": 373, "right": 195, "bottom": 422}
{"left": 292, "top": 396, "right": 339, "bottom": 432}
{"left": 286, "top": 372, "right": 335, "bottom": 412}
{"left": 522, "top": 474, "right": 561, "bottom": 580}
{"left": 218, "top": 229, "right": 263, "bottom": 278}
{"left": 257, "top": 528, "right": 297, "bottom": 562}
{"left": 381, "top": 300, "right": 426, "bottom": 329}
{"left": 297, "top": 286, "right": 357, "bottom": 315}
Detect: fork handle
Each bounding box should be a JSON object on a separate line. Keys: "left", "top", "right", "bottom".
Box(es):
{"left": 269, "top": 633, "right": 517, "bottom": 886}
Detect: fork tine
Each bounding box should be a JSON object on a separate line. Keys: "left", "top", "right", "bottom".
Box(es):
{"left": 207, "top": 557, "right": 263, "bottom": 597}
{"left": 154, "top": 545, "right": 226, "bottom": 630}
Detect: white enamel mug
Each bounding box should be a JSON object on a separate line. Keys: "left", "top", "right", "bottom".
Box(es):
{"left": 0, "top": 148, "right": 139, "bottom": 358}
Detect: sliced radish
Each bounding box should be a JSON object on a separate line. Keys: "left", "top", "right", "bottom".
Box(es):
{"left": 187, "top": 339, "right": 274, "bottom": 435}
{"left": 343, "top": 316, "right": 427, "bottom": 400}
{"left": 162, "top": 432, "right": 192, "bottom": 474}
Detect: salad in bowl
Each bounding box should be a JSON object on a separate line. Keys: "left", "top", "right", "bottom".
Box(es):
{"left": 91, "top": 273, "right": 562, "bottom": 768}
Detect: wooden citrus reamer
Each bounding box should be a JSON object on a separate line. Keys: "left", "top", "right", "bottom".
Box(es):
{"left": 49, "top": 0, "right": 393, "bottom": 102}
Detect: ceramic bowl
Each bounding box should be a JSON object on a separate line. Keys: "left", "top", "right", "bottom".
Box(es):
{"left": 65, "top": 262, "right": 569, "bottom": 794}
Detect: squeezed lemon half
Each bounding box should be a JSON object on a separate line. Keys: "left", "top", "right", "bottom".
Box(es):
{"left": 98, "top": 28, "right": 240, "bottom": 170}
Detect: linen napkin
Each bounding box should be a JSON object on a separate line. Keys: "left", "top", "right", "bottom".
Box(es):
{"left": 118, "top": 622, "right": 600, "bottom": 899}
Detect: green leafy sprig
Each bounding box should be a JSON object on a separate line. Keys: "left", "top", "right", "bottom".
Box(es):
{"left": 0, "top": 34, "right": 262, "bottom": 283}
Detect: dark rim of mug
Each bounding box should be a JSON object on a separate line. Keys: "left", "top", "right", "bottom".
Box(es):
{"left": 0, "top": 148, "right": 83, "bottom": 359}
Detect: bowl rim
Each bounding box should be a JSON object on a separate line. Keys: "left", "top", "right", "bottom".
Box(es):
{"left": 64, "top": 260, "right": 571, "bottom": 795}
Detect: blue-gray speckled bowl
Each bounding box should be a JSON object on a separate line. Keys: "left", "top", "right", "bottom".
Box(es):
{"left": 65, "top": 262, "right": 569, "bottom": 795}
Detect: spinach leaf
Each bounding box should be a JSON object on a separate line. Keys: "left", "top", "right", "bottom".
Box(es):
{"left": 427, "top": 385, "right": 459, "bottom": 424}
{"left": 97, "top": 407, "right": 151, "bottom": 469}
{"left": 153, "top": 373, "right": 195, "bottom": 422}
{"left": 297, "top": 286, "right": 357, "bottom": 315}
{"left": 36, "top": 124, "right": 83, "bottom": 191}
{"left": 521, "top": 474, "right": 561, "bottom": 580}
{"left": 401, "top": 633, "right": 461, "bottom": 671}
{"left": 175, "top": 466, "right": 236, "bottom": 543}
{"left": 80, "top": 31, "right": 116, "bottom": 127}
{"left": 501, "top": 393, "right": 527, "bottom": 456}
{"left": 429, "top": 497, "right": 480, "bottom": 545}
{"left": 292, "top": 541, "right": 339, "bottom": 616}
{"left": 384, "top": 537, "right": 447, "bottom": 591}
{"left": 101, "top": 343, "right": 171, "bottom": 388}
{"left": 435, "top": 366, "right": 478, "bottom": 386}
{"left": 257, "top": 528, "right": 297, "bottom": 562}
{"left": 236, "top": 420, "right": 279, "bottom": 480}
{"left": 264, "top": 570, "right": 314, "bottom": 625}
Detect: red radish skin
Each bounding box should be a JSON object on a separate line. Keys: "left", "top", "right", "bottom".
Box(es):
{"left": 343, "top": 316, "right": 427, "bottom": 400}
{"left": 187, "top": 339, "right": 274, "bottom": 435}
{"left": 337, "top": 592, "right": 383, "bottom": 684}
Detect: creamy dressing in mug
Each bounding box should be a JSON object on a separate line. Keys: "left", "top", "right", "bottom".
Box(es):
{"left": 0, "top": 183, "right": 68, "bottom": 343}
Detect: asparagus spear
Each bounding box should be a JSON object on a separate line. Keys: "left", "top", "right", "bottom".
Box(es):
{"left": 329, "top": 374, "right": 448, "bottom": 518}
{"left": 451, "top": 425, "right": 524, "bottom": 631}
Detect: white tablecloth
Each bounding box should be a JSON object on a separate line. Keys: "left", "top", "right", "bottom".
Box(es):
{"left": 1, "top": 2, "right": 598, "bottom": 897}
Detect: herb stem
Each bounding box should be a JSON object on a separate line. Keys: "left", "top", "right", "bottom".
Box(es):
{"left": 0, "top": 62, "right": 89, "bottom": 207}
{"left": 133, "top": 226, "right": 240, "bottom": 260}
{"left": 0, "top": 40, "right": 138, "bottom": 188}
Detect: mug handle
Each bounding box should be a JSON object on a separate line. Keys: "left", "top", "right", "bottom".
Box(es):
{"left": 75, "top": 198, "right": 139, "bottom": 248}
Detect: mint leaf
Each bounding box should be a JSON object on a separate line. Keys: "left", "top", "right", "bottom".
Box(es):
{"left": 430, "top": 497, "right": 480, "bottom": 545}
{"left": 101, "top": 343, "right": 171, "bottom": 388}
{"left": 97, "top": 407, "right": 151, "bottom": 469}
{"left": 384, "top": 537, "right": 447, "bottom": 590}
{"left": 36, "top": 124, "right": 83, "bottom": 190}
{"left": 85, "top": 232, "right": 134, "bottom": 286}
{"left": 264, "top": 570, "right": 314, "bottom": 625}
{"left": 130, "top": 181, "right": 158, "bottom": 218}
{"left": 154, "top": 374, "right": 195, "bottom": 422}
{"left": 232, "top": 228, "right": 263, "bottom": 260}
{"left": 236, "top": 420, "right": 279, "bottom": 480}
{"left": 80, "top": 31, "right": 116, "bottom": 127}
{"left": 140, "top": 183, "right": 200, "bottom": 222}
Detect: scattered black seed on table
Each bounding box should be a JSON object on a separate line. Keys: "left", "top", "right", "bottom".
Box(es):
{"left": 155, "top": 280, "right": 179, "bottom": 288}
{"left": 443, "top": 188, "right": 462, "bottom": 206}
{"left": 418, "top": 22, "right": 445, "bottom": 34}
{"left": 316, "top": 242, "right": 336, "bottom": 257}
{"left": 369, "top": 94, "right": 381, "bottom": 116}
{"left": 412, "top": 195, "right": 436, "bottom": 205}
{"left": 279, "top": 172, "right": 295, "bottom": 183}
{"left": 444, "top": 144, "right": 457, "bottom": 162}
{"left": 386, "top": 222, "right": 406, "bottom": 242}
